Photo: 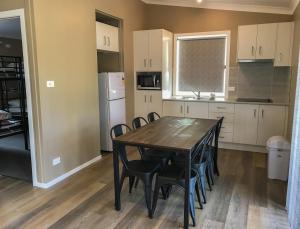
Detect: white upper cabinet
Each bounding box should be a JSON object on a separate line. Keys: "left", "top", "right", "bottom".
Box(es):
{"left": 237, "top": 25, "right": 258, "bottom": 60}
{"left": 134, "top": 31, "right": 149, "bottom": 71}
{"left": 256, "top": 23, "right": 277, "bottom": 60}
{"left": 274, "top": 22, "right": 294, "bottom": 67}
{"left": 96, "top": 22, "right": 119, "bottom": 52}
{"left": 257, "top": 105, "right": 287, "bottom": 146}
{"left": 148, "top": 30, "right": 163, "bottom": 71}
{"left": 233, "top": 104, "right": 259, "bottom": 145}
{"left": 237, "top": 23, "right": 281, "bottom": 61}
{"left": 134, "top": 30, "right": 163, "bottom": 71}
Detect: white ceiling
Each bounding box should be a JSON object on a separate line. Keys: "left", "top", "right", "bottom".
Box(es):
{"left": 0, "top": 18, "right": 21, "bottom": 40}
{"left": 142, "top": 0, "right": 300, "bottom": 14}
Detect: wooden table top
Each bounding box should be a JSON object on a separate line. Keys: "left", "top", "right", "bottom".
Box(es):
{"left": 113, "top": 116, "right": 218, "bottom": 152}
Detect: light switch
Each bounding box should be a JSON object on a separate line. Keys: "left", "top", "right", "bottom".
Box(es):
{"left": 228, "top": 86, "right": 235, "bottom": 92}
{"left": 47, "top": 81, "right": 55, "bottom": 88}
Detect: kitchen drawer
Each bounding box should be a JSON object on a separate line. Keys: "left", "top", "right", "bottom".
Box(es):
{"left": 220, "top": 122, "right": 233, "bottom": 133}
{"left": 209, "top": 103, "right": 235, "bottom": 113}
{"left": 209, "top": 112, "right": 234, "bottom": 123}
{"left": 219, "top": 132, "right": 233, "bottom": 143}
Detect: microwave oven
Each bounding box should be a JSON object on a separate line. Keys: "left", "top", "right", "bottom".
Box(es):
{"left": 136, "top": 72, "right": 162, "bottom": 90}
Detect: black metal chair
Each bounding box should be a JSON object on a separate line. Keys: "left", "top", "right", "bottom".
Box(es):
{"left": 110, "top": 124, "right": 161, "bottom": 217}
{"left": 150, "top": 132, "right": 212, "bottom": 226}
{"left": 212, "top": 117, "right": 224, "bottom": 176}
{"left": 132, "top": 117, "right": 172, "bottom": 191}
{"left": 147, "top": 112, "right": 160, "bottom": 123}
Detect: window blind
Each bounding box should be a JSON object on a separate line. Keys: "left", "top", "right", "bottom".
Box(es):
{"left": 177, "top": 37, "right": 226, "bottom": 93}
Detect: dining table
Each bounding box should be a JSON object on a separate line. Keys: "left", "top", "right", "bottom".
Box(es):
{"left": 112, "top": 116, "right": 219, "bottom": 228}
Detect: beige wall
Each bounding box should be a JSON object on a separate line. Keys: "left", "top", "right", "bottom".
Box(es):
{"left": 0, "top": 0, "right": 24, "bottom": 11}
{"left": 288, "top": 4, "right": 300, "bottom": 139}
{"left": 28, "top": 0, "right": 146, "bottom": 182}
{"left": 145, "top": 5, "right": 293, "bottom": 66}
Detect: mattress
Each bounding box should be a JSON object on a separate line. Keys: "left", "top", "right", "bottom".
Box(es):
{"left": 0, "top": 110, "right": 11, "bottom": 121}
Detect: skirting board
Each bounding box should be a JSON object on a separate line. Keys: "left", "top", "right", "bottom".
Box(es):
{"left": 35, "top": 155, "right": 102, "bottom": 189}
{"left": 220, "top": 142, "right": 267, "bottom": 153}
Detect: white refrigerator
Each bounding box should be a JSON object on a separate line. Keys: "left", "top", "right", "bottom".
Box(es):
{"left": 99, "top": 72, "right": 126, "bottom": 152}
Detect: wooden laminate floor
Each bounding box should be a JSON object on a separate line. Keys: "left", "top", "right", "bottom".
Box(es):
{"left": 0, "top": 149, "right": 290, "bottom": 229}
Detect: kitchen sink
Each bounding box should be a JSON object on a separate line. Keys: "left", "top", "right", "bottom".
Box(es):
{"left": 236, "top": 98, "right": 273, "bottom": 103}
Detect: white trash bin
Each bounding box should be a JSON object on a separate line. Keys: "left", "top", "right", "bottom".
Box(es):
{"left": 267, "top": 136, "right": 291, "bottom": 181}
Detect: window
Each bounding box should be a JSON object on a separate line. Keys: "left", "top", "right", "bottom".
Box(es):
{"left": 174, "top": 31, "right": 230, "bottom": 98}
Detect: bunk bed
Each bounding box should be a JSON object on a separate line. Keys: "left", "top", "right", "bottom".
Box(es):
{"left": 0, "top": 56, "right": 29, "bottom": 150}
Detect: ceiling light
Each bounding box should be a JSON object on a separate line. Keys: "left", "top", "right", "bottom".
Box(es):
{"left": 197, "top": 0, "right": 202, "bottom": 3}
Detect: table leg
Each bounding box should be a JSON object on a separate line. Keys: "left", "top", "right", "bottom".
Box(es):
{"left": 184, "top": 151, "right": 191, "bottom": 229}
{"left": 113, "top": 142, "right": 121, "bottom": 211}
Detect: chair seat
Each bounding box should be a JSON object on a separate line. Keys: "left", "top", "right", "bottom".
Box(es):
{"left": 157, "top": 165, "right": 198, "bottom": 182}
{"left": 127, "top": 160, "right": 160, "bottom": 174}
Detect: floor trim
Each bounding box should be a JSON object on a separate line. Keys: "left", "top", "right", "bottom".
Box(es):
{"left": 220, "top": 142, "right": 267, "bottom": 153}
{"left": 35, "top": 155, "right": 102, "bottom": 189}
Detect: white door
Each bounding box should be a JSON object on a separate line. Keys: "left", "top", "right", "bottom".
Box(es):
{"left": 237, "top": 25, "right": 257, "bottom": 60}
{"left": 185, "top": 102, "right": 209, "bottom": 119}
{"left": 274, "top": 22, "right": 294, "bottom": 66}
{"left": 163, "top": 101, "right": 184, "bottom": 117}
{"left": 233, "top": 104, "right": 259, "bottom": 145}
{"left": 149, "top": 30, "right": 162, "bottom": 71}
{"left": 107, "top": 73, "right": 125, "bottom": 100}
{"left": 134, "top": 90, "right": 148, "bottom": 118}
{"left": 256, "top": 23, "right": 277, "bottom": 59}
{"left": 148, "top": 91, "right": 163, "bottom": 117}
{"left": 134, "top": 31, "right": 149, "bottom": 71}
{"left": 257, "top": 105, "right": 286, "bottom": 146}
{"left": 105, "top": 24, "right": 119, "bottom": 52}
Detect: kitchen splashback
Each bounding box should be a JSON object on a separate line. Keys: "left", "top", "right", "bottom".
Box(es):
{"left": 228, "top": 62, "right": 291, "bottom": 103}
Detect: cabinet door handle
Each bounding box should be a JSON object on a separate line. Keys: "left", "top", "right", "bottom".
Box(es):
{"left": 259, "top": 46, "right": 262, "bottom": 55}
{"left": 107, "top": 37, "right": 110, "bottom": 47}
{"left": 144, "top": 59, "right": 147, "bottom": 68}
{"left": 251, "top": 46, "right": 255, "bottom": 56}
{"left": 144, "top": 95, "right": 146, "bottom": 103}
{"left": 149, "top": 59, "right": 152, "bottom": 68}
{"left": 180, "top": 105, "right": 183, "bottom": 114}
{"left": 279, "top": 53, "right": 283, "bottom": 62}
{"left": 254, "top": 109, "right": 256, "bottom": 118}
{"left": 262, "top": 109, "right": 264, "bottom": 118}
{"left": 217, "top": 106, "right": 225, "bottom": 109}
{"left": 150, "top": 95, "right": 152, "bottom": 103}
{"left": 187, "top": 105, "right": 189, "bottom": 114}
{"left": 104, "top": 36, "right": 107, "bottom": 46}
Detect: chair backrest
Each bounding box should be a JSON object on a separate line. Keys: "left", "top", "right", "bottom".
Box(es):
{"left": 214, "top": 117, "right": 224, "bottom": 147}
{"left": 110, "top": 124, "right": 131, "bottom": 167}
{"left": 192, "top": 127, "right": 215, "bottom": 164}
{"left": 147, "top": 112, "right": 160, "bottom": 123}
{"left": 132, "top": 117, "right": 148, "bottom": 130}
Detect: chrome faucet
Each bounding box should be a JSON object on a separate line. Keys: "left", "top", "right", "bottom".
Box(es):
{"left": 192, "top": 90, "right": 201, "bottom": 100}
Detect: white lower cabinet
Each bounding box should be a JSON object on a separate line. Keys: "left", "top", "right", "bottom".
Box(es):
{"left": 234, "top": 104, "right": 287, "bottom": 146}
{"left": 257, "top": 105, "right": 286, "bottom": 146}
{"left": 162, "top": 101, "right": 287, "bottom": 147}
{"left": 233, "top": 104, "right": 259, "bottom": 145}
{"left": 185, "top": 102, "right": 209, "bottom": 119}
{"left": 135, "top": 90, "right": 162, "bottom": 119}
{"left": 163, "top": 101, "right": 208, "bottom": 118}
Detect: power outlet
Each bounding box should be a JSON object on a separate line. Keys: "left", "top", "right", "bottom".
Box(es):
{"left": 47, "top": 81, "right": 55, "bottom": 88}
{"left": 52, "top": 157, "right": 61, "bottom": 166}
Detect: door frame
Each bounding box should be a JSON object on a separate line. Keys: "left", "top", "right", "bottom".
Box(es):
{"left": 0, "top": 9, "right": 38, "bottom": 186}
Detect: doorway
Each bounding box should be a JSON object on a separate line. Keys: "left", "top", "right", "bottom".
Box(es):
{"left": 0, "top": 9, "right": 37, "bottom": 185}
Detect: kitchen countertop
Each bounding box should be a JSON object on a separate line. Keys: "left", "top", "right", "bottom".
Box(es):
{"left": 162, "top": 96, "right": 289, "bottom": 106}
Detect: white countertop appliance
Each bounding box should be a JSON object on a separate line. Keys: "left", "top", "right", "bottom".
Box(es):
{"left": 99, "top": 72, "right": 126, "bottom": 152}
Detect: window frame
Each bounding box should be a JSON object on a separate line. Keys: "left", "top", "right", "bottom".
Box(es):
{"left": 173, "top": 30, "right": 231, "bottom": 98}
